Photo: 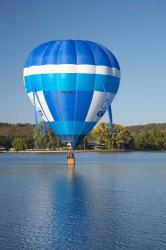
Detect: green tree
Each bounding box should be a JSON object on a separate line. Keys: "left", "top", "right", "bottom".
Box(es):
{"left": 110, "top": 124, "right": 133, "bottom": 150}
{"left": 92, "top": 122, "right": 110, "bottom": 147}
{"left": 46, "top": 127, "right": 62, "bottom": 149}
{"left": 134, "top": 129, "right": 166, "bottom": 150}
{"left": 12, "top": 137, "right": 28, "bottom": 151}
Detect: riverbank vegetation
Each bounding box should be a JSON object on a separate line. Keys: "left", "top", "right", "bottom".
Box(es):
{"left": 1, "top": 122, "right": 166, "bottom": 151}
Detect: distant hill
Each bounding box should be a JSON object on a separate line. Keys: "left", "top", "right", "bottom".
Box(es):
{"left": 0, "top": 123, "right": 34, "bottom": 138}
{"left": 126, "top": 123, "right": 166, "bottom": 134}
{"left": 1, "top": 122, "right": 166, "bottom": 138}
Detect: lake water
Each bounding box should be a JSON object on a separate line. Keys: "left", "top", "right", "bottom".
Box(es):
{"left": 0, "top": 152, "right": 166, "bottom": 250}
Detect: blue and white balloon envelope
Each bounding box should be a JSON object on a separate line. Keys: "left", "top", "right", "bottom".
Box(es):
{"left": 23, "top": 40, "right": 120, "bottom": 149}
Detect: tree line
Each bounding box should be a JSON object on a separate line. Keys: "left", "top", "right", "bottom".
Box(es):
{"left": 1, "top": 122, "right": 166, "bottom": 151}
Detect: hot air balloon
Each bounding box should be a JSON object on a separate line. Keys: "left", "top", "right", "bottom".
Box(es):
{"left": 23, "top": 40, "right": 120, "bottom": 164}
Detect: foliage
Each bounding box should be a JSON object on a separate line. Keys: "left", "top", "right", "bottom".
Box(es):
{"left": 109, "top": 124, "right": 134, "bottom": 150}
{"left": 1, "top": 122, "right": 166, "bottom": 151}
{"left": 12, "top": 137, "right": 28, "bottom": 151}
{"left": 89, "top": 123, "right": 134, "bottom": 150}
{"left": 134, "top": 129, "right": 166, "bottom": 150}
{"left": 34, "top": 124, "right": 63, "bottom": 149}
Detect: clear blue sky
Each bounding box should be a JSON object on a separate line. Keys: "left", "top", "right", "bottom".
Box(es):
{"left": 0, "top": 0, "right": 166, "bottom": 125}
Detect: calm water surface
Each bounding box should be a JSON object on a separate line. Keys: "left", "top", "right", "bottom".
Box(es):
{"left": 0, "top": 152, "right": 166, "bottom": 249}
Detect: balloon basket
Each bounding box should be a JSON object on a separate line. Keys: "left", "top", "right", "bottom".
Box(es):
{"left": 67, "top": 151, "right": 75, "bottom": 167}
{"left": 67, "top": 157, "right": 75, "bottom": 166}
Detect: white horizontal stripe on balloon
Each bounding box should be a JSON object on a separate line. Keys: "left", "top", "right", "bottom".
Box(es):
{"left": 24, "top": 64, "right": 120, "bottom": 78}
{"left": 28, "top": 91, "right": 54, "bottom": 122}
{"left": 85, "top": 91, "right": 115, "bottom": 122}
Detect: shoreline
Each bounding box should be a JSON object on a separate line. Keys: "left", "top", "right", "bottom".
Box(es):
{"left": 2, "top": 149, "right": 166, "bottom": 154}
{"left": 2, "top": 149, "right": 132, "bottom": 154}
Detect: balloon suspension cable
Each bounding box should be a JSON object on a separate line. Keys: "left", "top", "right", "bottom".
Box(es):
{"left": 103, "top": 85, "right": 113, "bottom": 135}
{"left": 42, "top": 120, "right": 46, "bottom": 137}
{"left": 32, "top": 90, "right": 38, "bottom": 136}
{"left": 108, "top": 105, "right": 114, "bottom": 135}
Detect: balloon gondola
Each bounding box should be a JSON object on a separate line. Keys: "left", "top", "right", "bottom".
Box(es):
{"left": 23, "top": 40, "right": 120, "bottom": 166}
